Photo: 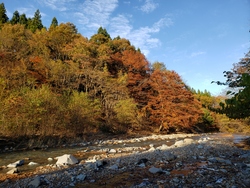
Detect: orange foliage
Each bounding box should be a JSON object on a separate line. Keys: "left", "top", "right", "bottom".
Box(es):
{"left": 145, "top": 70, "right": 202, "bottom": 132}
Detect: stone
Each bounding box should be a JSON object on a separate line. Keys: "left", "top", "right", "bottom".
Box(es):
{"left": 28, "top": 176, "right": 41, "bottom": 188}
{"left": 157, "top": 144, "right": 169, "bottom": 150}
{"left": 163, "top": 152, "right": 176, "bottom": 161}
{"left": 7, "top": 160, "right": 24, "bottom": 168}
{"left": 109, "top": 164, "right": 118, "bottom": 170}
{"left": 197, "top": 145, "right": 204, "bottom": 149}
{"left": 137, "top": 158, "right": 149, "bottom": 165}
{"left": 109, "top": 149, "right": 116, "bottom": 153}
{"left": 174, "top": 140, "right": 185, "bottom": 147}
{"left": 76, "top": 174, "right": 86, "bottom": 181}
{"left": 56, "top": 154, "right": 78, "bottom": 165}
{"left": 95, "top": 160, "right": 103, "bottom": 168}
{"left": 6, "top": 168, "right": 19, "bottom": 174}
{"left": 47, "top": 158, "right": 53, "bottom": 161}
{"left": 28, "top": 162, "right": 39, "bottom": 166}
{"left": 149, "top": 166, "right": 162, "bottom": 174}
{"left": 84, "top": 162, "right": 95, "bottom": 170}
{"left": 148, "top": 147, "right": 155, "bottom": 152}
{"left": 184, "top": 138, "right": 194, "bottom": 144}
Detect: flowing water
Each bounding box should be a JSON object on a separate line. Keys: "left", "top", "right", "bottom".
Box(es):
{"left": 0, "top": 133, "right": 249, "bottom": 174}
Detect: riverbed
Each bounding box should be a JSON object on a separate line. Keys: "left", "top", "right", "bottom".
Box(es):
{"left": 0, "top": 133, "right": 250, "bottom": 187}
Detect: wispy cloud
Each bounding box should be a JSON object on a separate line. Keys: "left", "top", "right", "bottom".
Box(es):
{"left": 40, "top": 0, "right": 77, "bottom": 11}
{"left": 190, "top": 51, "right": 206, "bottom": 58}
{"left": 110, "top": 14, "right": 132, "bottom": 38}
{"left": 140, "top": 0, "right": 158, "bottom": 13}
{"left": 40, "top": 0, "right": 171, "bottom": 57}
{"left": 110, "top": 15, "right": 173, "bottom": 56}
{"left": 76, "top": 0, "right": 118, "bottom": 32}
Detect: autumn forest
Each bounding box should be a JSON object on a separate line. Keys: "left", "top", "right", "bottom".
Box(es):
{"left": 0, "top": 3, "right": 249, "bottom": 141}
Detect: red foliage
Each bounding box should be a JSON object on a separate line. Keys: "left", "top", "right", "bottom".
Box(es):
{"left": 145, "top": 70, "right": 202, "bottom": 132}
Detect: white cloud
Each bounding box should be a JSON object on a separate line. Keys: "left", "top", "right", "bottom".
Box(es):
{"left": 40, "top": 0, "right": 77, "bottom": 11}
{"left": 76, "top": 0, "right": 118, "bottom": 32}
{"left": 190, "top": 51, "right": 206, "bottom": 57}
{"left": 140, "top": 0, "right": 158, "bottom": 13}
{"left": 110, "top": 15, "right": 173, "bottom": 56}
{"left": 110, "top": 14, "right": 132, "bottom": 38}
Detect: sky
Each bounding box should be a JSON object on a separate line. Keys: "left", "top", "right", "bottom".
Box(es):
{"left": 2, "top": 0, "right": 250, "bottom": 95}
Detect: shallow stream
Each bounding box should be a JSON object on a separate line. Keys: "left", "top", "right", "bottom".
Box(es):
{"left": 0, "top": 133, "right": 249, "bottom": 174}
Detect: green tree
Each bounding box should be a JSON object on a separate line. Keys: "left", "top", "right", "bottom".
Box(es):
{"left": 50, "top": 17, "right": 58, "bottom": 28}
{"left": 97, "top": 26, "right": 111, "bottom": 39}
{"left": 28, "top": 9, "right": 43, "bottom": 32}
{"left": 90, "top": 27, "right": 111, "bottom": 45}
{"left": 214, "top": 51, "right": 250, "bottom": 119}
{"left": 19, "top": 13, "right": 28, "bottom": 26}
{"left": 0, "top": 3, "right": 8, "bottom": 24}
{"left": 10, "top": 10, "right": 20, "bottom": 25}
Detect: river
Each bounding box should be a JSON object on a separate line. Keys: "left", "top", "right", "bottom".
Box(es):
{"left": 0, "top": 133, "right": 249, "bottom": 174}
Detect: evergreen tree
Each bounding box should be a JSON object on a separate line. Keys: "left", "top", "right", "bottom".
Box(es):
{"left": 28, "top": 9, "right": 43, "bottom": 32}
{"left": 0, "top": 3, "right": 8, "bottom": 24}
{"left": 10, "top": 10, "right": 20, "bottom": 25}
{"left": 97, "top": 27, "right": 111, "bottom": 39}
{"left": 50, "top": 17, "right": 58, "bottom": 28}
{"left": 19, "top": 13, "right": 28, "bottom": 26}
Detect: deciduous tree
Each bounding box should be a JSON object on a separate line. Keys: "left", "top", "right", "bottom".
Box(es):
{"left": 145, "top": 69, "right": 202, "bottom": 132}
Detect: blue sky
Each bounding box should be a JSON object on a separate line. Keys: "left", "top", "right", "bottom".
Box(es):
{"left": 2, "top": 0, "right": 250, "bottom": 95}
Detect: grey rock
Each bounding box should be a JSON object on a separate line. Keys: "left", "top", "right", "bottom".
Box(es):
{"left": 76, "top": 174, "right": 86, "bottom": 181}
{"left": 109, "top": 164, "right": 118, "bottom": 170}
{"left": 163, "top": 152, "right": 176, "bottom": 161}
{"left": 197, "top": 145, "right": 204, "bottom": 149}
{"left": 56, "top": 154, "right": 78, "bottom": 165}
{"left": 149, "top": 166, "right": 162, "bottom": 174}
{"left": 28, "top": 176, "right": 41, "bottom": 188}
{"left": 7, "top": 160, "right": 24, "bottom": 168}
{"left": 84, "top": 162, "right": 95, "bottom": 170}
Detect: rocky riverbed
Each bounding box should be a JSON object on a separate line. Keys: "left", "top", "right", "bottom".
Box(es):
{"left": 1, "top": 133, "right": 250, "bottom": 188}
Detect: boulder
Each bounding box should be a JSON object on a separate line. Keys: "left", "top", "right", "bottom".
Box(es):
{"left": 7, "top": 160, "right": 24, "bottom": 168}
{"left": 6, "top": 168, "right": 19, "bottom": 174}
{"left": 28, "top": 176, "right": 41, "bottom": 188}
{"left": 56, "top": 154, "right": 78, "bottom": 165}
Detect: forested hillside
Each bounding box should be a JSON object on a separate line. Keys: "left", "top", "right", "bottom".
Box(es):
{"left": 0, "top": 3, "right": 221, "bottom": 139}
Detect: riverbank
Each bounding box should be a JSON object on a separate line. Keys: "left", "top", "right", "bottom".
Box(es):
{"left": 1, "top": 133, "right": 250, "bottom": 187}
